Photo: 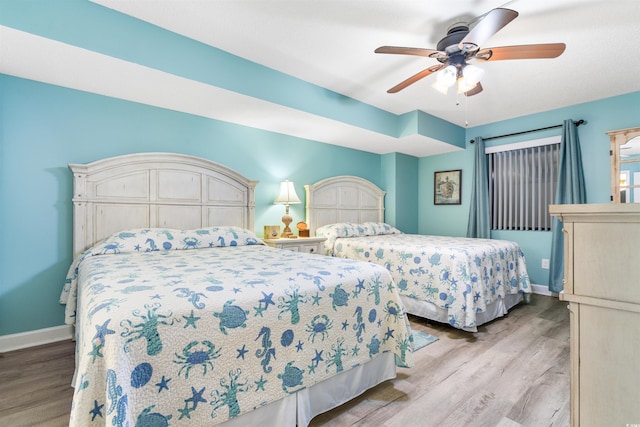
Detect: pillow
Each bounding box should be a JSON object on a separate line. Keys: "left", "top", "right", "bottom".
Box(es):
{"left": 316, "top": 222, "right": 402, "bottom": 255}
{"left": 88, "top": 226, "right": 262, "bottom": 254}
{"left": 59, "top": 226, "right": 263, "bottom": 319}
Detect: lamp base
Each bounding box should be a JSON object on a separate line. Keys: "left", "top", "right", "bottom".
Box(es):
{"left": 281, "top": 214, "right": 295, "bottom": 238}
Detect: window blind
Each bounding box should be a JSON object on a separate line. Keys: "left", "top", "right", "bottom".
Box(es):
{"left": 488, "top": 142, "right": 560, "bottom": 231}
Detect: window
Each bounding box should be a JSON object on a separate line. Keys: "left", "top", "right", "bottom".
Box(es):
{"left": 487, "top": 136, "right": 560, "bottom": 231}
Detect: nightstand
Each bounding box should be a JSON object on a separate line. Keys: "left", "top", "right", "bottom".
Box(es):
{"left": 263, "top": 236, "right": 326, "bottom": 255}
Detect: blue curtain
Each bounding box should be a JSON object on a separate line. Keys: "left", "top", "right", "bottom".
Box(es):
{"left": 467, "top": 136, "right": 490, "bottom": 238}
{"left": 549, "top": 120, "right": 586, "bottom": 293}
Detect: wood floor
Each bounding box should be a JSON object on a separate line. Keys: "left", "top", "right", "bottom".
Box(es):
{"left": 0, "top": 294, "right": 569, "bottom": 427}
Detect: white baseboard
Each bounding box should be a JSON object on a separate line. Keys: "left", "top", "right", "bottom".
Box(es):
{"left": 531, "top": 283, "right": 559, "bottom": 297}
{"left": 0, "top": 324, "right": 73, "bottom": 353}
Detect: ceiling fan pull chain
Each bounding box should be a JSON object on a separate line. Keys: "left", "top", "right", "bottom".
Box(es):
{"left": 465, "top": 94, "right": 469, "bottom": 127}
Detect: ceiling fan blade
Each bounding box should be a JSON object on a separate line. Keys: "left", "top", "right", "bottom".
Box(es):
{"left": 387, "top": 65, "right": 444, "bottom": 93}
{"left": 464, "top": 82, "right": 483, "bottom": 97}
{"left": 459, "top": 8, "right": 519, "bottom": 51}
{"left": 475, "top": 43, "right": 566, "bottom": 61}
{"left": 375, "top": 46, "right": 443, "bottom": 58}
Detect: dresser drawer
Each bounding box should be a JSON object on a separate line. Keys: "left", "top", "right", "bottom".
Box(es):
{"left": 572, "top": 222, "right": 640, "bottom": 304}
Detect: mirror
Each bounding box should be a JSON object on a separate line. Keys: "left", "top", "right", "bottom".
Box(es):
{"left": 608, "top": 127, "right": 640, "bottom": 203}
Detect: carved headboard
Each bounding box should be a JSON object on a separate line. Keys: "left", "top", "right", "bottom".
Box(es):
{"left": 69, "top": 152, "right": 258, "bottom": 256}
{"left": 304, "top": 175, "right": 385, "bottom": 235}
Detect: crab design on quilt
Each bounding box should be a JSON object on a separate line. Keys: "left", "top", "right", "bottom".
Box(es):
{"left": 120, "top": 303, "right": 174, "bottom": 356}
{"left": 384, "top": 300, "right": 402, "bottom": 322}
{"left": 213, "top": 299, "right": 249, "bottom": 334}
{"left": 182, "top": 237, "right": 200, "bottom": 249}
{"left": 306, "top": 314, "right": 333, "bottom": 343}
{"left": 174, "top": 340, "right": 222, "bottom": 379}
{"left": 278, "top": 361, "right": 305, "bottom": 393}
{"left": 101, "top": 242, "right": 123, "bottom": 254}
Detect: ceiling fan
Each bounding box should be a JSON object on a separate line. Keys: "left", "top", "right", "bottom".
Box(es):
{"left": 375, "top": 7, "right": 566, "bottom": 96}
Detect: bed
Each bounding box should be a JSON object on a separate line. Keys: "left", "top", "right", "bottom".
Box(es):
{"left": 59, "top": 154, "right": 413, "bottom": 427}
{"left": 305, "top": 175, "right": 532, "bottom": 332}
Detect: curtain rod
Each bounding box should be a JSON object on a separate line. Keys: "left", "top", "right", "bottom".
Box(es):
{"left": 470, "top": 119, "right": 585, "bottom": 144}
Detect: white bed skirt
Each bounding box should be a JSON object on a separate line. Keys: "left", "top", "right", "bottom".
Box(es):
{"left": 401, "top": 293, "right": 524, "bottom": 332}
{"left": 220, "top": 352, "right": 397, "bottom": 426}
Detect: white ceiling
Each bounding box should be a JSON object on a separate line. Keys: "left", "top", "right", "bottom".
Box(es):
{"left": 4, "top": 1, "right": 640, "bottom": 157}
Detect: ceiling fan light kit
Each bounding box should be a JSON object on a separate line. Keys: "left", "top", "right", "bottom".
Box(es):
{"left": 375, "top": 7, "right": 565, "bottom": 97}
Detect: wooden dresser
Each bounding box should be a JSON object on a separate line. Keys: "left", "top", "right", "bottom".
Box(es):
{"left": 549, "top": 203, "right": 640, "bottom": 427}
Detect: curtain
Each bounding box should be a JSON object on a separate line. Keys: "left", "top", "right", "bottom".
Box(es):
{"left": 549, "top": 119, "right": 586, "bottom": 293}
{"left": 467, "top": 136, "right": 490, "bottom": 238}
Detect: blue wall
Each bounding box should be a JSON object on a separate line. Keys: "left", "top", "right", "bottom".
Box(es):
{"left": 419, "top": 91, "right": 640, "bottom": 287}
{"left": 0, "top": 75, "right": 385, "bottom": 336}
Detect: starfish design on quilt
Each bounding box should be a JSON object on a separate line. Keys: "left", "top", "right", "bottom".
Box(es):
{"left": 182, "top": 310, "right": 200, "bottom": 328}
{"left": 151, "top": 294, "right": 162, "bottom": 300}
{"left": 236, "top": 344, "right": 248, "bottom": 360}
{"left": 255, "top": 375, "right": 267, "bottom": 391}
{"left": 90, "top": 400, "right": 104, "bottom": 421}
{"left": 88, "top": 342, "right": 103, "bottom": 362}
{"left": 177, "top": 403, "right": 193, "bottom": 420}
{"left": 312, "top": 349, "right": 324, "bottom": 366}
{"left": 260, "top": 291, "right": 275, "bottom": 309}
{"left": 253, "top": 304, "right": 266, "bottom": 317}
{"left": 352, "top": 345, "right": 360, "bottom": 356}
{"left": 384, "top": 327, "right": 395, "bottom": 342}
{"left": 185, "top": 386, "right": 207, "bottom": 410}
{"left": 93, "top": 319, "right": 115, "bottom": 345}
{"left": 156, "top": 376, "right": 171, "bottom": 393}
{"left": 295, "top": 340, "right": 304, "bottom": 352}
{"left": 311, "top": 293, "right": 321, "bottom": 305}
{"left": 341, "top": 320, "right": 349, "bottom": 330}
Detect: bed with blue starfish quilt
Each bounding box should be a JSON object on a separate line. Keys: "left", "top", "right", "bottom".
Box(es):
{"left": 316, "top": 222, "right": 531, "bottom": 332}
{"left": 60, "top": 226, "right": 413, "bottom": 426}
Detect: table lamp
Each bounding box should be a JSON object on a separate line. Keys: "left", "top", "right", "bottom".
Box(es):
{"left": 274, "top": 179, "right": 302, "bottom": 238}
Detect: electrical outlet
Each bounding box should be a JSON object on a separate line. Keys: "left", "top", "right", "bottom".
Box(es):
{"left": 541, "top": 258, "right": 550, "bottom": 269}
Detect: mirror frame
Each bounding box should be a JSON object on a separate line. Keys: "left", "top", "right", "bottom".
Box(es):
{"left": 607, "top": 126, "right": 640, "bottom": 203}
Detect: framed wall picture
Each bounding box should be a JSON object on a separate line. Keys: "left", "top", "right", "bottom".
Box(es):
{"left": 434, "top": 169, "right": 461, "bottom": 205}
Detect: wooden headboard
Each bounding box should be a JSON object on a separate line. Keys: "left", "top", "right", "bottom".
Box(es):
{"left": 69, "top": 152, "right": 258, "bottom": 256}
{"left": 305, "top": 176, "right": 385, "bottom": 235}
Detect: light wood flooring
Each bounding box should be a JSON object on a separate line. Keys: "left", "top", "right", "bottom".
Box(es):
{"left": 0, "top": 294, "right": 569, "bottom": 427}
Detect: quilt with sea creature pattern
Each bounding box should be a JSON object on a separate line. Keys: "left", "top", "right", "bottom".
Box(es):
{"left": 60, "top": 226, "right": 413, "bottom": 426}
{"left": 317, "top": 223, "right": 531, "bottom": 331}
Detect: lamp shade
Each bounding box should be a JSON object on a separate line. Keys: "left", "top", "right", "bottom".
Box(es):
{"left": 274, "top": 180, "right": 301, "bottom": 205}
